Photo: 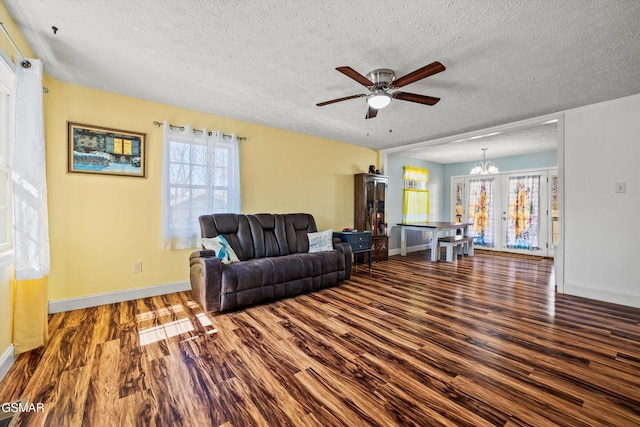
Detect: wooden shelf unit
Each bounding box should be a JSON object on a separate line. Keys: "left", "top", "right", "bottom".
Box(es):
{"left": 354, "top": 173, "right": 389, "bottom": 262}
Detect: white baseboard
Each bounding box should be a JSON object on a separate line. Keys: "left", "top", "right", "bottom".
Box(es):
{"left": 563, "top": 283, "right": 640, "bottom": 309}
{"left": 388, "top": 244, "right": 431, "bottom": 257}
{"left": 0, "top": 344, "right": 15, "bottom": 382}
{"left": 48, "top": 281, "right": 192, "bottom": 314}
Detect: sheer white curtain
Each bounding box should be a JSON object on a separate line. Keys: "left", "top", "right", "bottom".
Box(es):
{"left": 12, "top": 59, "right": 50, "bottom": 279}
{"left": 12, "top": 58, "right": 50, "bottom": 354}
{"left": 161, "top": 121, "right": 241, "bottom": 249}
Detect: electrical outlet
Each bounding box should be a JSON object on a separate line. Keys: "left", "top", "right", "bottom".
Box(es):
{"left": 133, "top": 261, "right": 142, "bottom": 273}
{"left": 615, "top": 182, "right": 626, "bottom": 193}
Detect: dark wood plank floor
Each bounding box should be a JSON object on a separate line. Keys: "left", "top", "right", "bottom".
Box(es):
{"left": 1, "top": 250, "right": 640, "bottom": 426}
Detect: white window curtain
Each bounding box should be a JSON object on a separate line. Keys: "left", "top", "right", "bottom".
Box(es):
{"left": 161, "top": 121, "right": 241, "bottom": 249}
{"left": 12, "top": 58, "right": 50, "bottom": 354}
{"left": 12, "top": 59, "right": 50, "bottom": 279}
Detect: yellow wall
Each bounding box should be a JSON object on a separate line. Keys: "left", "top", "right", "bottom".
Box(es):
{"left": 44, "top": 77, "right": 377, "bottom": 302}
{"left": 1, "top": 1, "right": 375, "bottom": 362}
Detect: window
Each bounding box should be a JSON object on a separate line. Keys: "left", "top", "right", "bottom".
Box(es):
{"left": 402, "top": 166, "right": 429, "bottom": 223}
{"left": 161, "top": 122, "right": 240, "bottom": 249}
{"left": 113, "top": 138, "right": 132, "bottom": 155}
{"left": 0, "top": 58, "right": 14, "bottom": 254}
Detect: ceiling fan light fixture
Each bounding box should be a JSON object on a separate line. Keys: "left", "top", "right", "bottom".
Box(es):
{"left": 366, "top": 90, "right": 391, "bottom": 109}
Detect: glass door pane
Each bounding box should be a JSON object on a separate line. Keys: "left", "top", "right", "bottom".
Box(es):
{"left": 501, "top": 172, "right": 548, "bottom": 256}
{"left": 452, "top": 178, "right": 464, "bottom": 223}
{"left": 466, "top": 177, "right": 497, "bottom": 249}
{"left": 365, "top": 180, "right": 375, "bottom": 233}
{"left": 375, "top": 180, "right": 386, "bottom": 235}
{"left": 550, "top": 172, "right": 559, "bottom": 256}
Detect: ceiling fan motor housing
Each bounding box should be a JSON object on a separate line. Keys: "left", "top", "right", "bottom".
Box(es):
{"left": 367, "top": 69, "right": 395, "bottom": 89}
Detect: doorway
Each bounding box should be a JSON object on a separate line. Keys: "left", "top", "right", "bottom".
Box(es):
{"left": 452, "top": 169, "right": 556, "bottom": 257}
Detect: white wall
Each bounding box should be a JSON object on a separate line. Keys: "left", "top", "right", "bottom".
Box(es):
{"left": 563, "top": 93, "right": 640, "bottom": 307}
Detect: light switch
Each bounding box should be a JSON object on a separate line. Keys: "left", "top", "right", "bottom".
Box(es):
{"left": 615, "top": 182, "right": 626, "bottom": 193}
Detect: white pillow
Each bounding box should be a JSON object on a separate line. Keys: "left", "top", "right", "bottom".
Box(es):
{"left": 308, "top": 229, "right": 334, "bottom": 253}
{"left": 202, "top": 235, "right": 240, "bottom": 264}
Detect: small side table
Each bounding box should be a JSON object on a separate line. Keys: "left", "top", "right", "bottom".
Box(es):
{"left": 333, "top": 231, "right": 372, "bottom": 270}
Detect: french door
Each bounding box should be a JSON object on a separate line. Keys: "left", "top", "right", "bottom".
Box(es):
{"left": 453, "top": 170, "right": 554, "bottom": 257}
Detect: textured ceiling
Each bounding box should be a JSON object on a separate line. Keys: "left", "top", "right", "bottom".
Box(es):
{"left": 4, "top": 0, "right": 640, "bottom": 162}
{"left": 399, "top": 120, "right": 558, "bottom": 164}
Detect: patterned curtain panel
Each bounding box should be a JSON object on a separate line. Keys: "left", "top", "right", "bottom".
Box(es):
{"left": 506, "top": 175, "right": 541, "bottom": 250}
{"left": 467, "top": 178, "right": 495, "bottom": 248}
{"left": 402, "top": 166, "right": 429, "bottom": 223}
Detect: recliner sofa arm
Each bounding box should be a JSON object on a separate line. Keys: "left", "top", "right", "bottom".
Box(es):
{"left": 190, "top": 250, "right": 216, "bottom": 259}
{"left": 189, "top": 252, "right": 223, "bottom": 312}
{"left": 332, "top": 241, "right": 352, "bottom": 280}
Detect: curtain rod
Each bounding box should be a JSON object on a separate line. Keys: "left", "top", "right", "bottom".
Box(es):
{"left": 152, "top": 121, "right": 246, "bottom": 141}
{"left": 0, "top": 22, "right": 31, "bottom": 69}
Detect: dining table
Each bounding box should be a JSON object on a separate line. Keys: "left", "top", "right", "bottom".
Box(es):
{"left": 398, "top": 221, "right": 473, "bottom": 262}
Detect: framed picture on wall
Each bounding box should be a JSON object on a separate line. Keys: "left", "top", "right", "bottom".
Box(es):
{"left": 67, "top": 122, "right": 147, "bottom": 178}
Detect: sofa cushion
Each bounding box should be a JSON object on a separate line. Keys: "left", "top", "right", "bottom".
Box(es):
{"left": 308, "top": 229, "right": 334, "bottom": 253}
{"left": 285, "top": 213, "right": 317, "bottom": 254}
{"left": 219, "top": 249, "right": 341, "bottom": 295}
{"left": 249, "top": 214, "right": 290, "bottom": 258}
{"left": 199, "top": 213, "right": 254, "bottom": 260}
{"left": 226, "top": 258, "right": 275, "bottom": 292}
{"left": 202, "top": 235, "right": 240, "bottom": 264}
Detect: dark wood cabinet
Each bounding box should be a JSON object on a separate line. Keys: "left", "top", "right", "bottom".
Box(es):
{"left": 354, "top": 173, "right": 388, "bottom": 262}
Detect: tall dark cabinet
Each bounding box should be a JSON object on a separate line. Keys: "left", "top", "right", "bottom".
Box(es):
{"left": 354, "top": 173, "right": 389, "bottom": 262}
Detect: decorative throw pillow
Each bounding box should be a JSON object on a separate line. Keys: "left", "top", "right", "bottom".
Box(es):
{"left": 308, "top": 229, "right": 334, "bottom": 253}
{"left": 202, "top": 235, "right": 240, "bottom": 264}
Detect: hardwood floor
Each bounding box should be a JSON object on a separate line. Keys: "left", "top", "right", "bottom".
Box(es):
{"left": 1, "top": 250, "right": 639, "bottom": 426}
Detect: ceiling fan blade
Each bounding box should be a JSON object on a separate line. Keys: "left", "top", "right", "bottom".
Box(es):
{"left": 336, "top": 66, "right": 374, "bottom": 87}
{"left": 316, "top": 94, "right": 365, "bottom": 106}
{"left": 365, "top": 106, "right": 378, "bottom": 119}
{"left": 393, "top": 92, "right": 440, "bottom": 105}
{"left": 392, "top": 61, "right": 445, "bottom": 88}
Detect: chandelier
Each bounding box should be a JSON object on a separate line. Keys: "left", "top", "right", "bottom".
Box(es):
{"left": 470, "top": 148, "right": 499, "bottom": 175}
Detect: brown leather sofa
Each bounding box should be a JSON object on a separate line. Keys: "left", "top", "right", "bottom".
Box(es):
{"left": 189, "top": 213, "right": 352, "bottom": 312}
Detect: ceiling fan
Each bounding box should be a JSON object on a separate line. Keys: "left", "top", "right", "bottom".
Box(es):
{"left": 316, "top": 61, "right": 445, "bottom": 119}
